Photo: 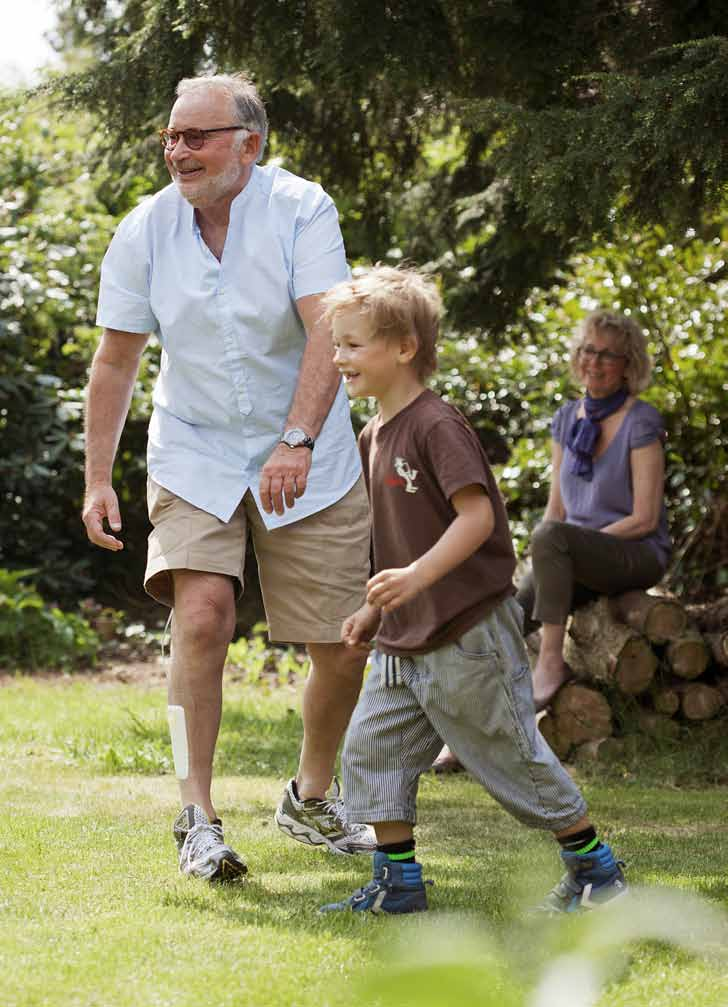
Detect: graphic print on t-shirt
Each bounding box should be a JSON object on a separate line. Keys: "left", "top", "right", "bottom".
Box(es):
{"left": 392, "top": 456, "right": 419, "bottom": 493}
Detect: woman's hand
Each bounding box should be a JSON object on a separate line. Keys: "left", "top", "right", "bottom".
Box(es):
{"left": 601, "top": 440, "right": 664, "bottom": 538}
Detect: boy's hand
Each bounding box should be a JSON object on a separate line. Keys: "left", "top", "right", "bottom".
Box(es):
{"left": 341, "top": 602, "right": 381, "bottom": 650}
{"left": 366, "top": 564, "right": 425, "bottom": 613}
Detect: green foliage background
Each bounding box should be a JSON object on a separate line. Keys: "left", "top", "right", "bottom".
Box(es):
{"left": 1, "top": 1, "right": 727, "bottom": 615}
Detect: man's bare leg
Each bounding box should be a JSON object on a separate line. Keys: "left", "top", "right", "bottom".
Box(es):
{"left": 275, "top": 641, "right": 374, "bottom": 853}
{"left": 168, "top": 570, "right": 236, "bottom": 820}
{"left": 295, "top": 641, "right": 367, "bottom": 800}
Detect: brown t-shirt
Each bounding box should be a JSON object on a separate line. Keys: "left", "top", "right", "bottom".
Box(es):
{"left": 360, "top": 389, "right": 516, "bottom": 656}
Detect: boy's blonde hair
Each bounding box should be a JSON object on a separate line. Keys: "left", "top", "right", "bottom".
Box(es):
{"left": 322, "top": 265, "right": 443, "bottom": 380}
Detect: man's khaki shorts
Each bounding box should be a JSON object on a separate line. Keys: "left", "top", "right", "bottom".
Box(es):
{"left": 145, "top": 476, "right": 370, "bottom": 644}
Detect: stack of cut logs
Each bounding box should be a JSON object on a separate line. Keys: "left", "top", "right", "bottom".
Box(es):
{"left": 535, "top": 590, "right": 728, "bottom": 762}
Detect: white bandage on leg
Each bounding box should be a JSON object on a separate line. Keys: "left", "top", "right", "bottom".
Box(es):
{"left": 167, "top": 705, "right": 189, "bottom": 780}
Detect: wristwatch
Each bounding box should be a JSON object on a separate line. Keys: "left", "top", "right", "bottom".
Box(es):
{"left": 281, "top": 427, "right": 315, "bottom": 450}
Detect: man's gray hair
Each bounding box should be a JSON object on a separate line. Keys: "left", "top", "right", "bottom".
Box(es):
{"left": 176, "top": 73, "right": 268, "bottom": 162}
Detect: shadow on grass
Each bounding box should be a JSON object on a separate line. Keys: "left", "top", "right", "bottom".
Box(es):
{"left": 153, "top": 777, "right": 728, "bottom": 933}
{"left": 215, "top": 705, "right": 303, "bottom": 777}
{"left": 70, "top": 701, "right": 304, "bottom": 777}
{"left": 157, "top": 845, "right": 728, "bottom": 941}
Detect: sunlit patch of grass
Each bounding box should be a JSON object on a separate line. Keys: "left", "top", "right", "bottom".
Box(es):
{"left": 1, "top": 674, "right": 728, "bottom": 1007}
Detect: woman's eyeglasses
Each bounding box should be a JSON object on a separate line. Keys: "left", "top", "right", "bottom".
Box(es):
{"left": 579, "top": 345, "right": 626, "bottom": 364}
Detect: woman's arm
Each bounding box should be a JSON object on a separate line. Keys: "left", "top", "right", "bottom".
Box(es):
{"left": 543, "top": 441, "right": 566, "bottom": 522}
{"left": 600, "top": 440, "right": 664, "bottom": 538}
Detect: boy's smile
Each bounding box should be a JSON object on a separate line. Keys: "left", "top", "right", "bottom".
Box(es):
{"left": 332, "top": 307, "right": 403, "bottom": 400}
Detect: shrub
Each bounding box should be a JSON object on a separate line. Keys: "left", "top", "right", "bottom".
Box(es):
{"left": 0, "top": 568, "right": 99, "bottom": 670}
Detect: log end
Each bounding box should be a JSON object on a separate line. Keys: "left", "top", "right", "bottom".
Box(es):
{"left": 667, "top": 634, "right": 711, "bottom": 680}
{"left": 644, "top": 601, "right": 688, "bottom": 644}
{"left": 552, "top": 683, "right": 613, "bottom": 745}
{"left": 681, "top": 683, "right": 724, "bottom": 721}
{"left": 614, "top": 638, "right": 658, "bottom": 695}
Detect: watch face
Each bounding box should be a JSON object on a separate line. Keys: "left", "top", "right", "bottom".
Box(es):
{"left": 283, "top": 428, "right": 314, "bottom": 448}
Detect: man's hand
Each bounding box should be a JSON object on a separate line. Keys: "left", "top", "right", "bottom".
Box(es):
{"left": 341, "top": 602, "right": 381, "bottom": 650}
{"left": 366, "top": 564, "right": 425, "bottom": 613}
{"left": 82, "top": 484, "right": 124, "bottom": 551}
{"left": 259, "top": 443, "right": 312, "bottom": 515}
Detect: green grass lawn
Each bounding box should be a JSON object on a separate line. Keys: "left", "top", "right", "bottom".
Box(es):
{"left": 1, "top": 672, "right": 727, "bottom": 1007}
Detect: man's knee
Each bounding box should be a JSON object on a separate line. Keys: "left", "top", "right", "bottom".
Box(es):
{"left": 307, "top": 641, "right": 367, "bottom": 687}
{"left": 172, "top": 573, "right": 237, "bottom": 649}
{"left": 531, "top": 519, "right": 569, "bottom": 561}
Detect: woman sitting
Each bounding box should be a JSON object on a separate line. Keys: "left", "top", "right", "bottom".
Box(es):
{"left": 516, "top": 309, "right": 671, "bottom": 711}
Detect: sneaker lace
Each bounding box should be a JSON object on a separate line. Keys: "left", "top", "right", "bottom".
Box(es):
{"left": 321, "top": 796, "right": 367, "bottom": 835}
{"left": 180, "top": 822, "right": 226, "bottom": 866}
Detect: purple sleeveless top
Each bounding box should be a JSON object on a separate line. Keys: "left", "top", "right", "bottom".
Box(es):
{"left": 552, "top": 398, "right": 671, "bottom": 568}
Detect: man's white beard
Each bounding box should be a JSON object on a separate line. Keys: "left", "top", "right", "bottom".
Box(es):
{"left": 175, "top": 157, "right": 245, "bottom": 208}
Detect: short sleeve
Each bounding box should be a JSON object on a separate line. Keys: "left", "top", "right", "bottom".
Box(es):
{"left": 96, "top": 215, "right": 157, "bottom": 333}
{"left": 292, "top": 191, "right": 349, "bottom": 299}
{"left": 358, "top": 421, "right": 374, "bottom": 491}
{"left": 629, "top": 408, "right": 666, "bottom": 450}
{"left": 425, "top": 418, "right": 492, "bottom": 503}
{"left": 551, "top": 404, "right": 571, "bottom": 444}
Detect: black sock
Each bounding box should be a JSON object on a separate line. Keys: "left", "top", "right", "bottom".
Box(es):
{"left": 558, "top": 826, "right": 602, "bottom": 854}
{"left": 377, "top": 839, "right": 416, "bottom": 862}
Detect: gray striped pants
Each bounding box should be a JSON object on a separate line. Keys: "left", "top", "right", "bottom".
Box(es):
{"left": 342, "top": 596, "right": 586, "bottom": 831}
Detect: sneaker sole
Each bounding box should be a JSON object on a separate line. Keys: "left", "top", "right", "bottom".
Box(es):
{"left": 579, "top": 879, "right": 629, "bottom": 911}
{"left": 536, "top": 880, "right": 630, "bottom": 916}
{"left": 209, "top": 855, "right": 248, "bottom": 883}
{"left": 182, "top": 852, "right": 248, "bottom": 883}
{"left": 274, "top": 809, "right": 367, "bottom": 855}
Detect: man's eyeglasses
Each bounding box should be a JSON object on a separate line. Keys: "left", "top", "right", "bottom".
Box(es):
{"left": 158, "top": 126, "right": 250, "bottom": 151}
{"left": 579, "top": 344, "right": 626, "bottom": 365}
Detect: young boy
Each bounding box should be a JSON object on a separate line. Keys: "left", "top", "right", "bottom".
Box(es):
{"left": 319, "top": 265, "right": 627, "bottom": 915}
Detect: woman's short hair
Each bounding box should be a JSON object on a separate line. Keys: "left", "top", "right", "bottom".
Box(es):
{"left": 322, "top": 265, "right": 443, "bottom": 381}
{"left": 176, "top": 72, "right": 268, "bottom": 162}
{"left": 569, "top": 309, "right": 653, "bottom": 394}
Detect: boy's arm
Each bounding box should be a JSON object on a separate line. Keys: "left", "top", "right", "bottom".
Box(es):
{"left": 341, "top": 601, "right": 381, "bottom": 650}
{"left": 366, "top": 484, "right": 495, "bottom": 613}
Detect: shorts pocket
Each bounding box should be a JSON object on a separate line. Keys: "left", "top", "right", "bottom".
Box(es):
{"left": 503, "top": 662, "right": 538, "bottom": 758}
{"left": 429, "top": 634, "right": 503, "bottom": 724}
{"left": 453, "top": 621, "right": 499, "bottom": 661}
{"left": 147, "top": 478, "right": 180, "bottom": 525}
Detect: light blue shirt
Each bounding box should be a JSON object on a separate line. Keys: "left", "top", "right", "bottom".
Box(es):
{"left": 96, "top": 164, "right": 361, "bottom": 528}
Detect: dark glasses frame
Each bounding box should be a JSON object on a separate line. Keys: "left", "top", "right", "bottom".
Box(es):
{"left": 579, "top": 345, "right": 627, "bottom": 364}
{"left": 158, "top": 125, "right": 250, "bottom": 151}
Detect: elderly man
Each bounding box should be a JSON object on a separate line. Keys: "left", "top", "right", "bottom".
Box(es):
{"left": 82, "top": 72, "right": 374, "bottom": 881}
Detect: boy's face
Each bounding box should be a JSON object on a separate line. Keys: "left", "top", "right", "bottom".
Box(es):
{"left": 331, "top": 307, "right": 404, "bottom": 400}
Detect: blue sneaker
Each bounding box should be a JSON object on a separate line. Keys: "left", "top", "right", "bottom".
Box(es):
{"left": 320, "top": 852, "right": 431, "bottom": 914}
{"left": 536, "top": 843, "right": 627, "bottom": 914}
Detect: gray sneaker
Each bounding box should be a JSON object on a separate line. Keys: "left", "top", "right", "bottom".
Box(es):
{"left": 275, "top": 778, "right": 376, "bottom": 855}
{"left": 173, "top": 804, "right": 248, "bottom": 882}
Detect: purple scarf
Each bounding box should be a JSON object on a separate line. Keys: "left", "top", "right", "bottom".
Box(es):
{"left": 566, "top": 387, "right": 629, "bottom": 481}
